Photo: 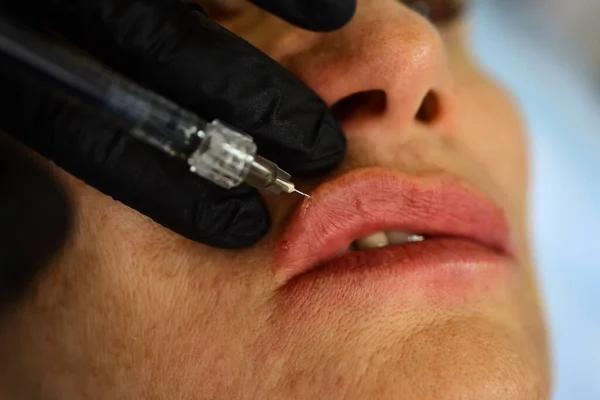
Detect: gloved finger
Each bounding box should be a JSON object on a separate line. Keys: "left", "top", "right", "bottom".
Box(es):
{"left": 0, "top": 141, "right": 71, "bottom": 304}
{"left": 249, "top": 0, "right": 356, "bottom": 31}
{"left": 0, "top": 54, "right": 270, "bottom": 249}
{"left": 4, "top": 0, "right": 347, "bottom": 178}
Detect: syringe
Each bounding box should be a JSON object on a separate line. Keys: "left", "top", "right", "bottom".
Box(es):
{"left": 0, "top": 16, "right": 310, "bottom": 197}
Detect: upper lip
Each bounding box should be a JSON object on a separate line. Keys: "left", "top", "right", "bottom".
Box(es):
{"left": 275, "top": 167, "right": 512, "bottom": 282}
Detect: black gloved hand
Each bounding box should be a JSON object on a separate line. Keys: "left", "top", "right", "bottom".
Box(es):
{"left": 0, "top": 144, "right": 71, "bottom": 304}
{"left": 0, "top": 0, "right": 354, "bottom": 254}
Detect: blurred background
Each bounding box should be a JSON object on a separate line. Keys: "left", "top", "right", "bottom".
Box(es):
{"left": 469, "top": 0, "right": 600, "bottom": 398}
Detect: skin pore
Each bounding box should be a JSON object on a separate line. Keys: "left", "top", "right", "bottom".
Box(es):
{"left": 0, "top": 0, "right": 550, "bottom": 399}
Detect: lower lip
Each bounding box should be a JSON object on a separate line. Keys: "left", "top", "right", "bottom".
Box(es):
{"left": 275, "top": 238, "right": 513, "bottom": 316}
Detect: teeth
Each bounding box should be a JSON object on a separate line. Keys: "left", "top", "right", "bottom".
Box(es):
{"left": 351, "top": 230, "right": 424, "bottom": 250}
{"left": 386, "top": 231, "right": 425, "bottom": 245}
{"left": 354, "top": 232, "right": 389, "bottom": 250}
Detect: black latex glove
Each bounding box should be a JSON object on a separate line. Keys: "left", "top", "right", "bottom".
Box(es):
{"left": 0, "top": 144, "right": 71, "bottom": 304}
{"left": 0, "top": 0, "right": 354, "bottom": 255}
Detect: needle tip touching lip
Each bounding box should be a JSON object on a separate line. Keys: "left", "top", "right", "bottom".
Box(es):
{"left": 293, "top": 188, "right": 311, "bottom": 198}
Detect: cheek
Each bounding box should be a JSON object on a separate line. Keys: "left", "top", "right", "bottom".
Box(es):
{"left": 0, "top": 172, "right": 277, "bottom": 396}
{"left": 453, "top": 72, "right": 529, "bottom": 208}
{"left": 11, "top": 171, "right": 265, "bottom": 348}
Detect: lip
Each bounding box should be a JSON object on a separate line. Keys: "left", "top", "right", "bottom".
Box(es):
{"left": 275, "top": 167, "right": 512, "bottom": 285}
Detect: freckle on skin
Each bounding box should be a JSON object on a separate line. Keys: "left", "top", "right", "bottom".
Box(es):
{"left": 353, "top": 198, "right": 362, "bottom": 211}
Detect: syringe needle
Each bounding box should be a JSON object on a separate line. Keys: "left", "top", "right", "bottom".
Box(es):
{"left": 293, "top": 188, "right": 311, "bottom": 198}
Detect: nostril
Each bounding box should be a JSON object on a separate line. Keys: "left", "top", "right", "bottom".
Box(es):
{"left": 416, "top": 90, "right": 441, "bottom": 124}
{"left": 331, "top": 90, "right": 387, "bottom": 122}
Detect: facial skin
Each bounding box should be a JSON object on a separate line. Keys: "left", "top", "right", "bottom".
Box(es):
{"left": 0, "top": 1, "right": 550, "bottom": 399}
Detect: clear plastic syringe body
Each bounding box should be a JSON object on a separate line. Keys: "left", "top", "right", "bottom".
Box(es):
{"left": 0, "top": 16, "right": 260, "bottom": 189}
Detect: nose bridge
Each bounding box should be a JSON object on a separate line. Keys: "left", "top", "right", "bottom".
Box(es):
{"left": 315, "top": 13, "right": 439, "bottom": 100}
{"left": 279, "top": 1, "right": 453, "bottom": 133}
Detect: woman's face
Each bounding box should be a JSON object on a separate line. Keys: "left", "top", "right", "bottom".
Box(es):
{"left": 0, "top": 0, "right": 550, "bottom": 398}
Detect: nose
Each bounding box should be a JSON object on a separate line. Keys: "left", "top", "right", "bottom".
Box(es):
{"left": 273, "top": 1, "right": 456, "bottom": 137}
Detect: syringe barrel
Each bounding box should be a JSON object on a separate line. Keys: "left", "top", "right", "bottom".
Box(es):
{"left": 106, "top": 82, "right": 261, "bottom": 189}
{"left": 106, "top": 83, "right": 260, "bottom": 189}
{"left": 105, "top": 83, "right": 207, "bottom": 159}
{"left": 0, "top": 16, "right": 206, "bottom": 158}
{"left": 0, "top": 16, "right": 262, "bottom": 190}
